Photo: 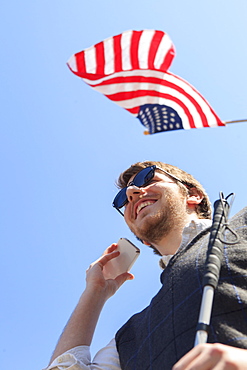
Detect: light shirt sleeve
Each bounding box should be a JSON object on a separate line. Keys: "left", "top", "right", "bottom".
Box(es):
{"left": 44, "top": 338, "right": 121, "bottom": 370}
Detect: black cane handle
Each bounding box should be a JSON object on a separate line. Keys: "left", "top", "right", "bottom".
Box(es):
{"left": 202, "top": 195, "right": 231, "bottom": 289}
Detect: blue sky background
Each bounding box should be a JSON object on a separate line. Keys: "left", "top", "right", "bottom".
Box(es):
{"left": 1, "top": 1, "right": 247, "bottom": 369}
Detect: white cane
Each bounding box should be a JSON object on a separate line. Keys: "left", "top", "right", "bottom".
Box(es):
{"left": 194, "top": 192, "right": 238, "bottom": 346}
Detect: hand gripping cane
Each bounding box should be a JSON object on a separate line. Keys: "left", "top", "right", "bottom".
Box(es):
{"left": 194, "top": 192, "right": 239, "bottom": 346}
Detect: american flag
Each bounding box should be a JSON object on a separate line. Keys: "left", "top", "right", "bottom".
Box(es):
{"left": 67, "top": 30, "right": 225, "bottom": 134}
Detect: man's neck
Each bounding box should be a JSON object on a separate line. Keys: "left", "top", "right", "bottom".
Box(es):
{"left": 153, "top": 213, "right": 200, "bottom": 256}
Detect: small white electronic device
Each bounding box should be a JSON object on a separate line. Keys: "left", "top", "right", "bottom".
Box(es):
{"left": 103, "top": 238, "right": 140, "bottom": 279}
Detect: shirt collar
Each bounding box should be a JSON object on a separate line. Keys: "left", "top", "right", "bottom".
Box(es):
{"left": 159, "top": 218, "right": 212, "bottom": 269}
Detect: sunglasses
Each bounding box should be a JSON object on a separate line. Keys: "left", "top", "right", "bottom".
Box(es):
{"left": 112, "top": 165, "right": 185, "bottom": 216}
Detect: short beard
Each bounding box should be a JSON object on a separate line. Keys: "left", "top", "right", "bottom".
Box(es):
{"left": 129, "top": 192, "right": 186, "bottom": 247}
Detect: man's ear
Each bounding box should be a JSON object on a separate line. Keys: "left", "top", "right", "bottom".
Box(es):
{"left": 186, "top": 187, "right": 203, "bottom": 206}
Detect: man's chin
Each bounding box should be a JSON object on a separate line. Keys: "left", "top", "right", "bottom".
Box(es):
{"left": 131, "top": 225, "right": 157, "bottom": 246}
{"left": 135, "top": 218, "right": 172, "bottom": 245}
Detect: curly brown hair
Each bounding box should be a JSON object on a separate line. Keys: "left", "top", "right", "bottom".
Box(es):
{"left": 117, "top": 160, "right": 212, "bottom": 219}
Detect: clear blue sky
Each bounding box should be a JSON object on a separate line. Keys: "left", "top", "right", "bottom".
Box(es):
{"left": 1, "top": 1, "right": 247, "bottom": 369}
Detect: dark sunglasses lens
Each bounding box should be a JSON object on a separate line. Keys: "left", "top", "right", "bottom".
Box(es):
{"left": 134, "top": 166, "right": 155, "bottom": 187}
{"left": 113, "top": 166, "right": 156, "bottom": 210}
{"left": 113, "top": 188, "right": 127, "bottom": 209}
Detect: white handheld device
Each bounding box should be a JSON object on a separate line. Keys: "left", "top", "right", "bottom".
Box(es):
{"left": 103, "top": 238, "right": 140, "bottom": 279}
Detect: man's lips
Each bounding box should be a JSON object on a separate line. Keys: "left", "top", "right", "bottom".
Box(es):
{"left": 135, "top": 199, "right": 157, "bottom": 218}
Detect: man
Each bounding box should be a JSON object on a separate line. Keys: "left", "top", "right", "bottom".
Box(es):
{"left": 44, "top": 161, "right": 247, "bottom": 369}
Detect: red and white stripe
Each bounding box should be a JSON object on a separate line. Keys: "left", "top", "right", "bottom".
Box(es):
{"left": 67, "top": 30, "right": 224, "bottom": 131}
{"left": 67, "top": 30, "right": 175, "bottom": 77}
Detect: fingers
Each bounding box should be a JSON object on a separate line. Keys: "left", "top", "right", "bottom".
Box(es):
{"left": 103, "top": 243, "right": 118, "bottom": 255}
{"left": 92, "top": 248, "right": 120, "bottom": 272}
{"left": 173, "top": 344, "right": 208, "bottom": 370}
{"left": 85, "top": 244, "right": 135, "bottom": 299}
{"left": 173, "top": 343, "right": 247, "bottom": 370}
{"left": 87, "top": 244, "right": 119, "bottom": 271}
{"left": 115, "top": 272, "right": 134, "bottom": 287}
{"left": 87, "top": 243, "right": 135, "bottom": 284}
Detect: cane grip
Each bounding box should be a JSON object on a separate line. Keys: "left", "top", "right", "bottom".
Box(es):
{"left": 202, "top": 199, "right": 230, "bottom": 288}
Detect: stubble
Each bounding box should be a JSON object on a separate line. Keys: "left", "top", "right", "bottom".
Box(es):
{"left": 129, "top": 191, "right": 187, "bottom": 245}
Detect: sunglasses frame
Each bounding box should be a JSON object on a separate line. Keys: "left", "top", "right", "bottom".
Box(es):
{"left": 112, "top": 165, "right": 185, "bottom": 216}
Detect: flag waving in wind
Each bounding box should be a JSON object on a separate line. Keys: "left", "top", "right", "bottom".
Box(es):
{"left": 67, "top": 30, "right": 225, "bottom": 134}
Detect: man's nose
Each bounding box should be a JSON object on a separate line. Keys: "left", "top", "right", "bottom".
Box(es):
{"left": 126, "top": 185, "right": 146, "bottom": 203}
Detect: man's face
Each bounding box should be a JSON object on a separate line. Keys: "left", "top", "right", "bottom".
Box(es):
{"left": 123, "top": 170, "right": 188, "bottom": 246}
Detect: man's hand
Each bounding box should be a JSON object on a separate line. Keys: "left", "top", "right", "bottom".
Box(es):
{"left": 48, "top": 243, "right": 134, "bottom": 364}
{"left": 86, "top": 243, "right": 134, "bottom": 300}
{"left": 173, "top": 343, "right": 247, "bottom": 369}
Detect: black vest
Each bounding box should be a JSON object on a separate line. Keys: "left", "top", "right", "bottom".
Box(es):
{"left": 115, "top": 207, "right": 247, "bottom": 369}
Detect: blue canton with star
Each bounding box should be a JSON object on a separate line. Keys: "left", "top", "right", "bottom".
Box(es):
{"left": 137, "top": 104, "right": 183, "bottom": 134}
